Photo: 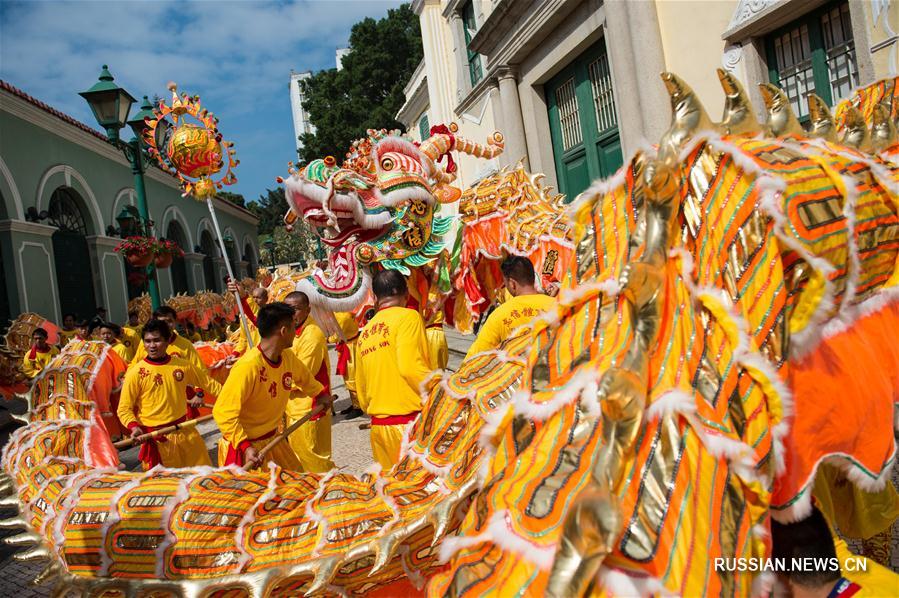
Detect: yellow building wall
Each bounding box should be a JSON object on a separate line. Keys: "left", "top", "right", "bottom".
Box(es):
{"left": 655, "top": 0, "right": 740, "bottom": 118}
{"left": 864, "top": 0, "right": 898, "bottom": 77}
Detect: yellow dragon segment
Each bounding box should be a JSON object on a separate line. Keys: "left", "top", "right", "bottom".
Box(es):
{"left": 0, "top": 73, "right": 897, "bottom": 596}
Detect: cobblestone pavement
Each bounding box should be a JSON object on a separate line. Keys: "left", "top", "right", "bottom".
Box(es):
{"left": 0, "top": 327, "right": 473, "bottom": 595}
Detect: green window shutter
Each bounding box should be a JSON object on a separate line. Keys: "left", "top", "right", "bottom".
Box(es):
{"left": 764, "top": 0, "right": 858, "bottom": 117}
{"left": 418, "top": 114, "right": 430, "bottom": 140}
{"left": 462, "top": 2, "right": 483, "bottom": 87}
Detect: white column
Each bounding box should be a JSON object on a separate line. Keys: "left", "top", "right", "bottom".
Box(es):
{"left": 449, "top": 10, "right": 471, "bottom": 102}
{"left": 603, "top": 0, "right": 669, "bottom": 154}
{"left": 423, "top": 4, "right": 457, "bottom": 123}
{"left": 496, "top": 66, "right": 530, "bottom": 170}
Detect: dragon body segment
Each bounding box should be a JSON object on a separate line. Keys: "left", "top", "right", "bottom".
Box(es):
{"left": 0, "top": 75, "right": 896, "bottom": 596}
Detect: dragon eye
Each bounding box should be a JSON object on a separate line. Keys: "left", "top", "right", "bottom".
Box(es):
{"left": 380, "top": 157, "right": 395, "bottom": 171}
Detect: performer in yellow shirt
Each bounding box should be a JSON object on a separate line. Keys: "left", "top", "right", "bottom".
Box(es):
{"left": 117, "top": 320, "right": 218, "bottom": 470}
{"left": 284, "top": 291, "right": 335, "bottom": 473}
{"left": 213, "top": 302, "right": 323, "bottom": 470}
{"left": 97, "top": 322, "right": 133, "bottom": 364}
{"left": 356, "top": 270, "right": 433, "bottom": 470}
{"left": 121, "top": 310, "right": 142, "bottom": 351}
{"left": 73, "top": 320, "right": 91, "bottom": 343}
{"left": 466, "top": 256, "right": 556, "bottom": 358}
{"left": 57, "top": 313, "right": 78, "bottom": 348}
{"left": 332, "top": 312, "right": 363, "bottom": 419}
{"left": 771, "top": 506, "right": 899, "bottom": 597}
{"left": 22, "top": 328, "right": 59, "bottom": 379}
{"left": 131, "top": 306, "right": 206, "bottom": 373}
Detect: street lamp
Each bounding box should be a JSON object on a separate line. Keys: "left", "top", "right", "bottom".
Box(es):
{"left": 264, "top": 236, "right": 276, "bottom": 271}
{"left": 80, "top": 65, "right": 161, "bottom": 310}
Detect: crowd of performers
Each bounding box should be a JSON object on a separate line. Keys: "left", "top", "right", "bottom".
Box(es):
{"left": 21, "top": 255, "right": 557, "bottom": 474}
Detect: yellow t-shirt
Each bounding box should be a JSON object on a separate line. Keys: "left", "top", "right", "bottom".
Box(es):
{"left": 57, "top": 329, "right": 78, "bottom": 348}
{"left": 287, "top": 321, "right": 330, "bottom": 417}
{"left": 213, "top": 347, "right": 323, "bottom": 447}
{"left": 22, "top": 346, "right": 59, "bottom": 378}
{"left": 121, "top": 326, "right": 141, "bottom": 355}
{"left": 466, "top": 293, "right": 556, "bottom": 357}
{"left": 834, "top": 536, "right": 899, "bottom": 596}
{"left": 132, "top": 333, "right": 206, "bottom": 373}
{"left": 118, "top": 355, "right": 214, "bottom": 428}
{"left": 356, "top": 306, "right": 431, "bottom": 418}
{"left": 108, "top": 341, "right": 132, "bottom": 364}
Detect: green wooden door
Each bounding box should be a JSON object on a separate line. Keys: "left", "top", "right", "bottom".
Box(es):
{"left": 547, "top": 38, "right": 623, "bottom": 201}
{"left": 0, "top": 245, "right": 9, "bottom": 328}
{"left": 47, "top": 187, "right": 96, "bottom": 320}
{"left": 52, "top": 230, "right": 96, "bottom": 320}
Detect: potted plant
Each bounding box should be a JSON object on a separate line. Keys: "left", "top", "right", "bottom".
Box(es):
{"left": 154, "top": 239, "right": 184, "bottom": 269}
{"left": 114, "top": 236, "right": 159, "bottom": 268}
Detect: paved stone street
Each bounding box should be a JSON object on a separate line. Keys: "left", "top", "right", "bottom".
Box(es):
{"left": 0, "top": 327, "right": 473, "bottom": 595}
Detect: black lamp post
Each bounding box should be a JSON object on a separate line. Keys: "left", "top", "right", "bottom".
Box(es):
{"left": 80, "top": 65, "right": 161, "bottom": 310}
{"left": 264, "top": 236, "right": 276, "bottom": 271}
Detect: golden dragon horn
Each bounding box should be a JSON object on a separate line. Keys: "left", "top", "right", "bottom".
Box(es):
{"left": 838, "top": 104, "right": 872, "bottom": 151}
{"left": 870, "top": 103, "right": 897, "bottom": 153}
{"left": 807, "top": 94, "right": 837, "bottom": 142}
{"left": 717, "top": 68, "right": 760, "bottom": 136}
{"left": 658, "top": 71, "right": 718, "bottom": 164}
{"left": 759, "top": 83, "right": 804, "bottom": 138}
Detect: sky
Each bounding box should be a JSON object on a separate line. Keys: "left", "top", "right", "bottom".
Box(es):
{"left": 0, "top": 0, "right": 405, "bottom": 203}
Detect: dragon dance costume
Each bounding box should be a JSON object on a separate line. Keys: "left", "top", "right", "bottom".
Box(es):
{"left": 0, "top": 73, "right": 896, "bottom": 596}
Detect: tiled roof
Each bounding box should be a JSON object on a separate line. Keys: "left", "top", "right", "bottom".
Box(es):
{"left": 1, "top": 79, "right": 111, "bottom": 143}
{"left": 0, "top": 79, "right": 258, "bottom": 220}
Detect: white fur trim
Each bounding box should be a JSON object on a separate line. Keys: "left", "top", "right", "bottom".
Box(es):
{"left": 770, "top": 444, "right": 897, "bottom": 523}
{"left": 234, "top": 463, "right": 280, "bottom": 573}
{"left": 98, "top": 467, "right": 160, "bottom": 575}
{"left": 438, "top": 510, "right": 556, "bottom": 570}
{"left": 511, "top": 368, "right": 601, "bottom": 422}
{"left": 155, "top": 467, "right": 215, "bottom": 578}
{"left": 597, "top": 566, "right": 673, "bottom": 597}
{"left": 305, "top": 468, "right": 340, "bottom": 556}
{"left": 646, "top": 389, "right": 696, "bottom": 422}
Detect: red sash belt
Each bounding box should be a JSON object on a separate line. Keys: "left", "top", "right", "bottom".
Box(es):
{"left": 335, "top": 341, "right": 352, "bottom": 377}
{"left": 131, "top": 415, "right": 188, "bottom": 468}
{"left": 371, "top": 411, "right": 420, "bottom": 426}
{"left": 310, "top": 393, "right": 329, "bottom": 422}
{"left": 224, "top": 428, "right": 278, "bottom": 466}
{"left": 426, "top": 324, "right": 443, "bottom": 330}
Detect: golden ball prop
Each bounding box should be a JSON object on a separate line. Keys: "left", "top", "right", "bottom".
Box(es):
{"left": 166, "top": 124, "right": 223, "bottom": 179}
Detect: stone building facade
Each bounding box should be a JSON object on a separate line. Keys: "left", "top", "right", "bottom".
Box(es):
{"left": 0, "top": 81, "right": 260, "bottom": 326}
{"left": 398, "top": 0, "right": 897, "bottom": 200}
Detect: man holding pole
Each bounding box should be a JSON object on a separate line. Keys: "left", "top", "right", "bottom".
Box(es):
{"left": 213, "top": 302, "right": 323, "bottom": 470}
{"left": 283, "top": 291, "right": 335, "bottom": 473}
{"left": 356, "top": 270, "right": 434, "bottom": 470}
{"left": 117, "top": 320, "right": 218, "bottom": 470}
